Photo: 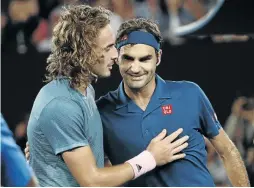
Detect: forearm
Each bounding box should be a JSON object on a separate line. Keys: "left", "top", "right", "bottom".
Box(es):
{"left": 27, "top": 176, "right": 38, "bottom": 187}
{"left": 104, "top": 158, "right": 112, "bottom": 167}
{"left": 64, "top": 146, "right": 156, "bottom": 187}
{"left": 86, "top": 163, "right": 134, "bottom": 187}
{"left": 83, "top": 150, "right": 156, "bottom": 186}
{"left": 221, "top": 146, "right": 250, "bottom": 186}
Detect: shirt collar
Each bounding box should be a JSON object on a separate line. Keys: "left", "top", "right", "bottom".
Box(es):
{"left": 115, "top": 74, "right": 172, "bottom": 110}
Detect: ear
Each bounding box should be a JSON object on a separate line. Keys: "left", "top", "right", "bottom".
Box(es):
{"left": 156, "top": 49, "right": 162, "bottom": 66}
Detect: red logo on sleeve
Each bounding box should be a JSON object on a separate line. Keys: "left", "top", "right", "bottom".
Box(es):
{"left": 162, "top": 105, "right": 173, "bottom": 115}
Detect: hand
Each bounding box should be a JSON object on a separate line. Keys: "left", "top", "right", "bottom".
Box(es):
{"left": 231, "top": 97, "right": 247, "bottom": 117}
{"left": 24, "top": 142, "right": 30, "bottom": 161}
{"left": 9, "top": 0, "right": 39, "bottom": 22}
{"left": 146, "top": 128, "right": 188, "bottom": 166}
{"left": 241, "top": 109, "right": 254, "bottom": 125}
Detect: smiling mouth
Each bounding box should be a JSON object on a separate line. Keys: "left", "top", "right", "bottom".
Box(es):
{"left": 128, "top": 75, "right": 144, "bottom": 80}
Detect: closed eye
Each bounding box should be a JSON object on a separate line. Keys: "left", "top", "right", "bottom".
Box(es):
{"left": 122, "top": 55, "right": 134, "bottom": 61}
{"left": 139, "top": 55, "right": 153, "bottom": 62}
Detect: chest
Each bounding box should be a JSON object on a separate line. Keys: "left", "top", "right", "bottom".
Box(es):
{"left": 80, "top": 95, "right": 104, "bottom": 149}
{"left": 102, "top": 98, "right": 202, "bottom": 162}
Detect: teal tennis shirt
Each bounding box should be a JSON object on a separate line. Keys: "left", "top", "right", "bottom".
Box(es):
{"left": 27, "top": 78, "right": 104, "bottom": 186}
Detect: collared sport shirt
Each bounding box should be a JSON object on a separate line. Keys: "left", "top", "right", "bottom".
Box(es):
{"left": 27, "top": 78, "right": 104, "bottom": 186}
{"left": 97, "top": 74, "right": 221, "bottom": 187}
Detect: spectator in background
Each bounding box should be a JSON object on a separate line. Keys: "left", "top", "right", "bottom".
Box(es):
{"left": 225, "top": 96, "right": 254, "bottom": 160}
{"left": 246, "top": 146, "right": 254, "bottom": 186}
{"left": 1, "top": 113, "right": 38, "bottom": 187}
{"left": 34, "top": 0, "right": 83, "bottom": 52}
{"left": 1, "top": 0, "right": 61, "bottom": 53}
{"left": 205, "top": 138, "right": 230, "bottom": 186}
{"left": 92, "top": 0, "right": 133, "bottom": 35}
{"left": 34, "top": 0, "right": 128, "bottom": 52}
{"left": 1, "top": 0, "right": 40, "bottom": 53}
{"left": 15, "top": 114, "right": 30, "bottom": 152}
{"left": 130, "top": 0, "right": 170, "bottom": 38}
{"left": 1, "top": 12, "right": 7, "bottom": 30}
{"left": 34, "top": 5, "right": 62, "bottom": 52}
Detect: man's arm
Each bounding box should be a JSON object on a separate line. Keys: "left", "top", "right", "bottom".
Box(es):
{"left": 104, "top": 154, "right": 112, "bottom": 167}
{"left": 26, "top": 130, "right": 188, "bottom": 186}
{"left": 35, "top": 98, "right": 188, "bottom": 186}
{"left": 194, "top": 83, "right": 249, "bottom": 186}
{"left": 1, "top": 114, "right": 38, "bottom": 187}
{"left": 62, "top": 146, "right": 133, "bottom": 187}
{"left": 210, "top": 128, "right": 250, "bottom": 187}
{"left": 27, "top": 176, "right": 38, "bottom": 187}
{"left": 62, "top": 128, "right": 188, "bottom": 187}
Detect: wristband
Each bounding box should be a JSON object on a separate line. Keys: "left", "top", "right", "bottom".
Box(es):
{"left": 126, "top": 150, "right": 156, "bottom": 179}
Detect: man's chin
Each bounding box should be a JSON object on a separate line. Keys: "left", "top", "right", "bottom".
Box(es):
{"left": 126, "top": 82, "right": 145, "bottom": 90}
{"left": 97, "top": 72, "right": 111, "bottom": 79}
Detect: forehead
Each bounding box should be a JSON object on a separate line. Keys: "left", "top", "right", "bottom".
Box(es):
{"left": 96, "top": 24, "right": 115, "bottom": 48}
{"left": 119, "top": 44, "right": 155, "bottom": 57}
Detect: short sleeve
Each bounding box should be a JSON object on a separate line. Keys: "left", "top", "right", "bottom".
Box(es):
{"left": 196, "top": 85, "right": 222, "bottom": 138}
{"left": 39, "top": 98, "right": 89, "bottom": 155}
{"left": 1, "top": 114, "right": 33, "bottom": 187}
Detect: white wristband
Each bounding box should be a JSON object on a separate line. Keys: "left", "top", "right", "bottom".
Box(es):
{"left": 125, "top": 150, "right": 156, "bottom": 179}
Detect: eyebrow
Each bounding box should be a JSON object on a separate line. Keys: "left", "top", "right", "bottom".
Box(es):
{"left": 122, "top": 54, "right": 135, "bottom": 61}
{"left": 139, "top": 55, "right": 153, "bottom": 61}
{"left": 122, "top": 54, "right": 153, "bottom": 61}
{"left": 104, "top": 43, "right": 115, "bottom": 50}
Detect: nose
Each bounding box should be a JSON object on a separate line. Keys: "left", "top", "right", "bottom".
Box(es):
{"left": 130, "top": 60, "right": 140, "bottom": 73}
{"left": 111, "top": 46, "right": 118, "bottom": 63}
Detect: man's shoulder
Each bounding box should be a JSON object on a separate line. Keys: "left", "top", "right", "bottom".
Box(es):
{"left": 96, "top": 89, "right": 118, "bottom": 111}
{"left": 31, "top": 80, "right": 81, "bottom": 118}
{"left": 40, "top": 79, "right": 72, "bottom": 96}
{"left": 164, "top": 80, "right": 201, "bottom": 94}
{"left": 165, "top": 80, "right": 200, "bottom": 89}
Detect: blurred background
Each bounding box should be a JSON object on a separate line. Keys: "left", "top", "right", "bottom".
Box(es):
{"left": 1, "top": 0, "right": 254, "bottom": 186}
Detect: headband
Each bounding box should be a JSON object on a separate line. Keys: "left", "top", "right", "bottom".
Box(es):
{"left": 115, "top": 31, "right": 160, "bottom": 51}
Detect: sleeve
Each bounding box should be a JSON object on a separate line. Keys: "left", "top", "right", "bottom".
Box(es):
{"left": 196, "top": 85, "right": 222, "bottom": 138}
{"left": 1, "top": 114, "right": 34, "bottom": 187}
{"left": 39, "top": 98, "right": 89, "bottom": 155}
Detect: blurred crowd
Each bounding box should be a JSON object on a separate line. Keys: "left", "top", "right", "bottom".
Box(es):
{"left": 207, "top": 96, "right": 254, "bottom": 186}
{"left": 1, "top": 0, "right": 254, "bottom": 186}
{"left": 1, "top": 0, "right": 252, "bottom": 54}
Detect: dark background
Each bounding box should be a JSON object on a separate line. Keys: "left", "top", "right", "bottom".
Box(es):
{"left": 2, "top": 39, "right": 254, "bottom": 131}
{"left": 1, "top": 0, "right": 254, "bottom": 131}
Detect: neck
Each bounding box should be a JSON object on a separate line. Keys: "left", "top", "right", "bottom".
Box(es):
{"left": 76, "top": 84, "right": 88, "bottom": 96}
{"left": 124, "top": 76, "right": 156, "bottom": 110}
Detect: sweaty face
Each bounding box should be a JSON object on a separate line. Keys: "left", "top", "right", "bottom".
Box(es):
{"left": 91, "top": 24, "right": 117, "bottom": 78}
{"left": 118, "top": 44, "right": 161, "bottom": 90}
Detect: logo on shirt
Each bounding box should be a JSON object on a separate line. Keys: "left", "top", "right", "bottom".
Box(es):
{"left": 162, "top": 104, "right": 173, "bottom": 115}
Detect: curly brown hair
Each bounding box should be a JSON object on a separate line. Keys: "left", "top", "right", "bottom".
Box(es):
{"left": 45, "top": 5, "right": 111, "bottom": 88}
{"left": 116, "top": 18, "right": 163, "bottom": 49}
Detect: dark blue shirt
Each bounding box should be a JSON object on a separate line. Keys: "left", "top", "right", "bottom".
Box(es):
{"left": 97, "top": 75, "right": 221, "bottom": 187}
{"left": 1, "top": 114, "right": 34, "bottom": 186}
